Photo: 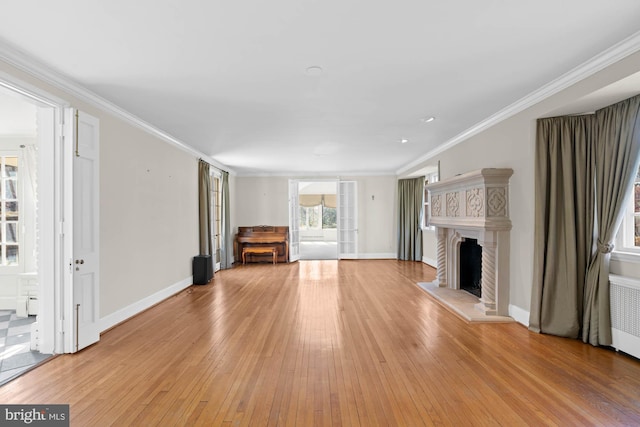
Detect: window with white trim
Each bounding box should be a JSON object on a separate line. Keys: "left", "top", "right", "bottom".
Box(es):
{"left": 422, "top": 172, "right": 439, "bottom": 230}
{"left": 617, "top": 164, "right": 640, "bottom": 253}
{"left": 1, "top": 154, "right": 19, "bottom": 266}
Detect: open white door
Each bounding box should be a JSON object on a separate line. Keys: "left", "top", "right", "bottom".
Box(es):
{"left": 338, "top": 181, "right": 358, "bottom": 259}
{"left": 288, "top": 179, "right": 300, "bottom": 262}
{"left": 65, "top": 109, "right": 100, "bottom": 352}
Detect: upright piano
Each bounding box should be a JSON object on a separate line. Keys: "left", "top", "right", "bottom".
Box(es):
{"left": 234, "top": 226, "right": 289, "bottom": 263}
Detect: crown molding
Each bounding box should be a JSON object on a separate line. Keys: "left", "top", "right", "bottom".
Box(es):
{"left": 397, "top": 30, "right": 640, "bottom": 176}
{"left": 237, "top": 170, "right": 397, "bottom": 178}
{"left": 0, "top": 42, "right": 233, "bottom": 174}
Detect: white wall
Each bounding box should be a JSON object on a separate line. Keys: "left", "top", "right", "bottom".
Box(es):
{"left": 99, "top": 114, "right": 199, "bottom": 316}
{"left": 353, "top": 175, "right": 397, "bottom": 257}
{"left": 610, "top": 257, "right": 640, "bottom": 278}
{"left": 408, "top": 50, "right": 640, "bottom": 319}
{"left": 235, "top": 176, "right": 290, "bottom": 228}
{"left": 235, "top": 175, "right": 397, "bottom": 259}
{"left": 422, "top": 229, "right": 437, "bottom": 267}
{"left": 226, "top": 174, "right": 238, "bottom": 267}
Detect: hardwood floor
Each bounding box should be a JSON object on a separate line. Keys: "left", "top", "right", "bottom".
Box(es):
{"left": 1, "top": 260, "right": 639, "bottom": 426}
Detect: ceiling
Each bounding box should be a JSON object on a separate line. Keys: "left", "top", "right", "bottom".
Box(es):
{"left": 1, "top": 1, "right": 640, "bottom": 175}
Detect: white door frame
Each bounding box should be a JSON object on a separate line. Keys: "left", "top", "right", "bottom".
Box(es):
{"left": 0, "top": 73, "right": 72, "bottom": 354}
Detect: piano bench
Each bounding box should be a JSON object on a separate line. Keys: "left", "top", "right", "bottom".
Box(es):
{"left": 242, "top": 246, "right": 278, "bottom": 265}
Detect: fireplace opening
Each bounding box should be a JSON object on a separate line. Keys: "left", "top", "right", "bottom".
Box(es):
{"left": 460, "top": 238, "right": 482, "bottom": 298}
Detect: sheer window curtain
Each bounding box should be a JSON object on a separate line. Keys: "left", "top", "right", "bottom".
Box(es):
{"left": 397, "top": 176, "right": 425, "bottom": 261}
{"left": 530, "top": 94, "right": 640, "bottom": 346}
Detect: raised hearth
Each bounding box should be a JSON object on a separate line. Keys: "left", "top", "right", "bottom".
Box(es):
{"left": 426, "top": 168, "right": 513, "bottom": 316}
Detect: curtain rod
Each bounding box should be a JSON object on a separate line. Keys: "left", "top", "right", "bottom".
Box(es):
{"left": 199, "top": 158, "right": 228, "bottom": 175}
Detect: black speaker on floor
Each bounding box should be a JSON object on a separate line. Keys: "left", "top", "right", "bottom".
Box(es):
{"left": 193, "top": 255, "right": 213, "bottom": 285}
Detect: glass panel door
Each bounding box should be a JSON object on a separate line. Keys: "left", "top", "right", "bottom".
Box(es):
{"left": 338, "top": 181, "right": 357, "bottom": 259}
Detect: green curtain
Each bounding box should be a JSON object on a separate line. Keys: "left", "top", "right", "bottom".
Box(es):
{"left": 530, "top": 115, "right": 595, "bottom": 337}
{"left": 220, "top": 170, "right": 231, "bottom": 269}
{"left": 530, "top": 94, "right": 640, "bottom": 346}
{"left": 198, "top": 160, "right": 212, "bottom": 256}
{"left": 397, "top": 176, "right": 424, "bottom": 261}
{"left": 583, "top": 95, "right": 640, "bottom": 345}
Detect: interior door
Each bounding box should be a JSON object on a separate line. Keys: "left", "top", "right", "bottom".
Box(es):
{"left": 288, "top": 179, "right": 300, "bottom": 262}
{"left": 68, "top": 109, "right": 100, "bottom": 352}
{"left": 338, "top": 181, "right": 358, "bottom": 259}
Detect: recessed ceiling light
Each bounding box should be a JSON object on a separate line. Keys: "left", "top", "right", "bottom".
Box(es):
{"left": 305, "top": 66, "right": 323, "bottom": 77}
{"left": 421, "top": 116, "right": 436, "bottom": 123}
{"left": 401, "top": 139, "right": 409, "bottom": 144}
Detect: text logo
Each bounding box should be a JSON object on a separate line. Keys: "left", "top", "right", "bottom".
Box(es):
{"left": 0, "top": 405, "right": 69, "bottom": 426}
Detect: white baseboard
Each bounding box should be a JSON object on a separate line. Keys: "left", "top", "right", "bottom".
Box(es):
{"left": 422, "top": 256, "right": 437, "bottom": 268}
{"left": 357, "top": 253, "right": 396, "bottom": 259}
{"left": 612, "top": 328, "right": 640, "bottom": 360}
{"left": 99, "top": 276, "right": 193, "bottom": 333}
{"left": 509, "top": 304, "right": 530, "bottom": 327}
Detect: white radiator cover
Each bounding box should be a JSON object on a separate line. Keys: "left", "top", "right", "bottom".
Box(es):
{"left": 17, "top": 273, "right": 38, "bottom": 317}
{"left": 609, "top": 274, "right": 640, "bottom": 359}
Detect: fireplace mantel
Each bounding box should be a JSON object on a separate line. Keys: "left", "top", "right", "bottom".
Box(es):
{"left": 426, "top": 168, "right": 513, "bottom": 316}
{"left": 427, "top": 168, "right": 513, "bottom": 231}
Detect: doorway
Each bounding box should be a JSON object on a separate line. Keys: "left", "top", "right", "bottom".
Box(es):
{"left": 298, "top": 181, "right": 338, "bottom": 260}
{"left": 0, "top": 84, "right": 54, "bottom": 384}
{"left": 289, "top": 179, "right": 358, "bottom": 261}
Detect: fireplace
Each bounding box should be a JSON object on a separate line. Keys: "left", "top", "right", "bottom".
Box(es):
{"left": 460, "top": 238, "right": 482, "bottom": 298}
{"left": 426, "top": 168, "right": 513, "bottom": 316}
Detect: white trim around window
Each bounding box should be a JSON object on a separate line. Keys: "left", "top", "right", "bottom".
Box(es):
{"left": 422, "top": 172, "right": 439, "bottom": 231}
{"left": 613, "top": 166, "right": 640, "bottom": 261}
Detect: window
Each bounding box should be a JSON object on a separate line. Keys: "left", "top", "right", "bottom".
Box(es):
{"left": 322, "top": 205, "right": 337, "bottom": 229}
{"left": 617, "top": 164, "right": 640, "bottom": 253}
{"left": 1, "top": 155, "right": 19, "bottom": 266}
{"left": 212, "top": 176, "right": 222, "bottom": 264}
{"left": 299, "top": 201, "right": 336, "bottom": 230}
{"left": 422, "top": 172, "right": 439, "bottom": 230}
{"left": 300, "top": 205, "right": 320, "bottom": 229}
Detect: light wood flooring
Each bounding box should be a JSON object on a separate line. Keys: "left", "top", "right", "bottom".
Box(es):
{"left": 1, "top": 260, "right": 639, "bottom": 426}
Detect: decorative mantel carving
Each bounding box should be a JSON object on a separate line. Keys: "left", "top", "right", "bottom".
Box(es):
{"left": 426, "top": 168, "right": 513, "bottom": 316}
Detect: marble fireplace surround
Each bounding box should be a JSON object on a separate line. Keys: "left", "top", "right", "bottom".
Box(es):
{"left": 426, "top": 168, "right": 513, "bottom": 317}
